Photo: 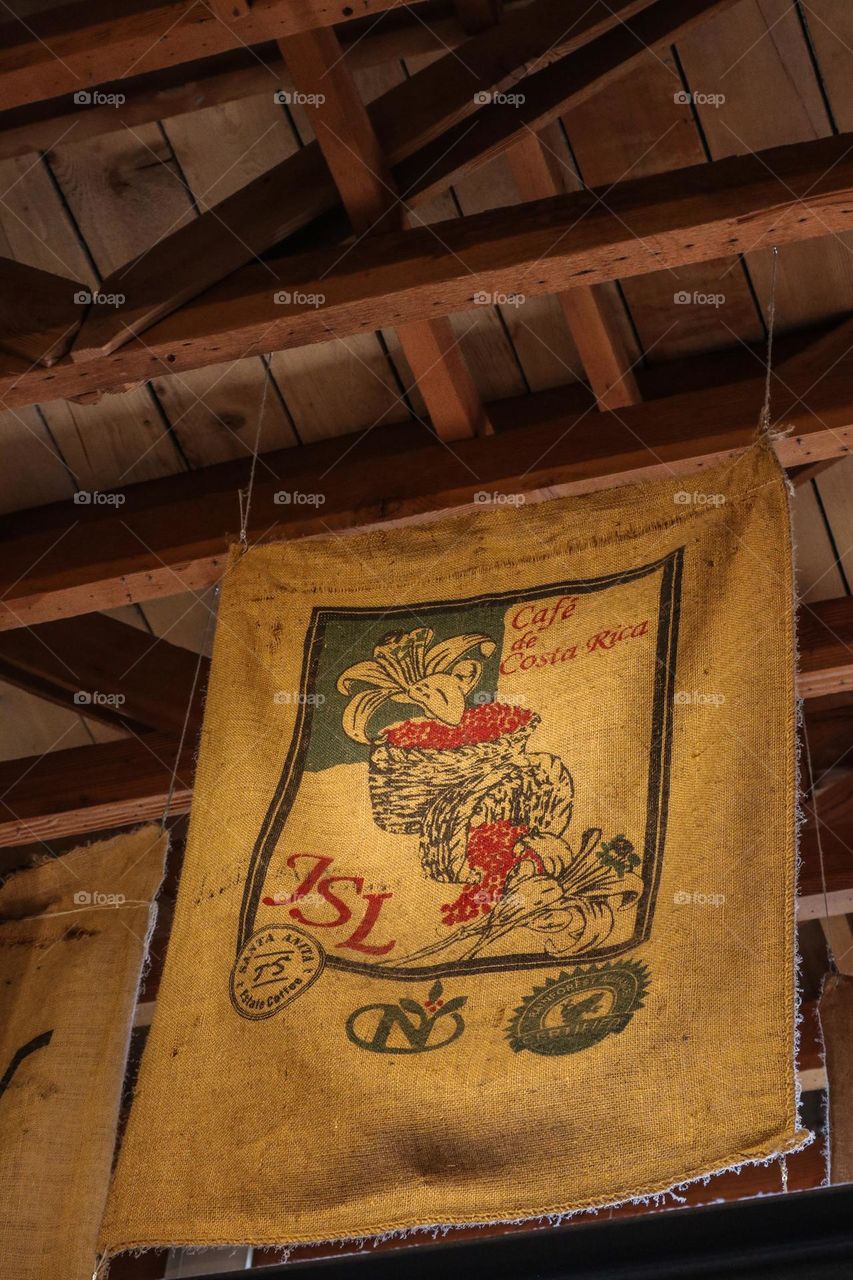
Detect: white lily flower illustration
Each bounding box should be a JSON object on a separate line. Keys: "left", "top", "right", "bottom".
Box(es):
{"left": 338, "top": 627, "right": 496, "bottom": 743}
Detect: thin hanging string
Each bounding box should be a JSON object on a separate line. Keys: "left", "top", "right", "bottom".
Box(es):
{"left": 759, "top": 245, "right": 780, "bottom": 438}
{"left": 160, "top": 593, "right": 219, "bottom": 832}
{"left": 237, "top": 360, "right": 271, "bottom": 553}
{"left": 780, "top": 1154, "right": 789, "bottom": 1194}
{"left": 802, "top": 724, "right": 838, "bottom": 974}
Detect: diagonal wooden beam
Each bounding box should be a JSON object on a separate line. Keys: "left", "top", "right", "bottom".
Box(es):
{"left": 0, "top": 257, "right": 85, "bottom": 367}
{"left": 280, "top": 24, "right": 489, "bottom": 440}
{"left": 0, "top": 614, "right": 208, "bottom": 735}
{"left": 1, "top": 342, "right": 853, "bottom": 629}
{"left": 22, "top": 132, "right": 853, "bottom": 408}
{"left": 69, "top": 0, "right": 668, "bottom": 361}
{"left": 505, "top": 135, "right": 641, "bottom": 410}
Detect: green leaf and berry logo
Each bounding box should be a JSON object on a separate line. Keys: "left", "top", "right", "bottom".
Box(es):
{"left": 345, "top": 980, "right": 468, "bottom": 1054}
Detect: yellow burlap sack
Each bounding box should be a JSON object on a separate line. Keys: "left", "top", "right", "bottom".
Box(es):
{"left": 102, "top": 444, "right": 806, "bottom": 1255}
{"left": 0, "top": 824, "right": 167, "bottom": 1280}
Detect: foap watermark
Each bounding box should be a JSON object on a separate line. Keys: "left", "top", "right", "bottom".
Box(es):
{"left": 73, "top": 889, "right": 126, "bottom": 907}
{"left": 73, "top": 489, "right": 126, "bottom": 506}
{"left": 274, "top": 89, "right": 326, "bottom": 107}
{"left": 74, "top": 89, "right": 126, "bottom": 108}
{"left": 474, "top": 89, "right": 525, "bottom": 107}
{"left": 673, "top": 889, "right": 726, "bottom": 907}
{"left": 473, "top": 491, "right": 526, "bottom": 506}
{"left": 673, "top": 490, "right": 726, "bottom": 506}
{"left": 73, "top": 690, "right": 126, "bottom": 708}
{"left": 674, "top": 90, "right": 726, "bottom": 109}
{"left": 273, "top": 289, "right": 325, "bottom": 307}
{"left": 273, "top": 691, "right": 326, "bottom": 706}
{"left": 674, "top": 690, "right": 726, "bottom": 707}
{"left": 472, "top": 689, "right": 530, "bottom": 708}
{"left": 74, "top": 289, "right": 125, "bottom": 307}
{"left": 674, "top": 289, "right": 725, "bottom": 309}
{"left": 473, "top": 289, "right": 525, "bottom": 307}
{"left": 274, "top": 490, "right": 325, "bottom": 506}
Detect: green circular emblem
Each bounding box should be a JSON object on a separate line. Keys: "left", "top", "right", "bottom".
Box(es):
{"left": 506, "top": 960, "right": 650, "bottom": 1056}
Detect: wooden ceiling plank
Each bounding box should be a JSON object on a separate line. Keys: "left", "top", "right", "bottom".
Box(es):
{"left": 506, "top": 134, "right": 641, "bottom": 410}
{"left": 0, "top": 614, "right": 208, "bottom": 736}
{"left": 68, "top": 0, "right": 672, "bottom": 362}
{"left": 280, "top": 24, "right": 488, "bottom": 440}
{"left": 1, "top": 341, "right": 853, "bottom": 629}
{"left": 19, "top": 131, "right": 853, "bottom": 407}
{"left": 799, "top": 597, "right": 853, "bottom": 700}
{"left": 0, "top": 256, "right": 85, "bottom": 367}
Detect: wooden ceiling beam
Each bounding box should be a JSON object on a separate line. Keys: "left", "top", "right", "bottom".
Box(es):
{"left": 0, "top": 731, "right": 195, "bottom": 849}
{"left": 0, "top": 614, "right": 208, "bottom": 735}
{"left": 0, "top": 257, "right": 85, "bottom": 367}
{"left": 280, "top": 24, "right": 489, "bottom": 440}
{"left": 0, "top": 0, "right": 420, "bottom": 114}
{"left": 67, "top": 0, "right": 669, "bottom": 361}
{"left": 505, "top": 135, "right": 641, "bottom": 411}
{"left": 1, "top": 345, "right": 852, "bottom": 629}
{"left": 19, "top": 131, "right": 853, "bottom": 407}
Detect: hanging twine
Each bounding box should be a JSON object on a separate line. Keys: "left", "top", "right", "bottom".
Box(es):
{"left": 758, "top": 246, "right": 780, "bottom": 440}
{"left": 237, "top": 359, "right": 271, "bottom": 553}
{"left": 802, "top": 722, "right": 838, "bottom": 974}
{"left": 160, "top": 589, "right": 219, "bottom": 832}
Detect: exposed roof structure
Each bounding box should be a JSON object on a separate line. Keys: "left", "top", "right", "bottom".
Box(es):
{"left": 1, "top": 0, "right": 851, "bottom": 1269}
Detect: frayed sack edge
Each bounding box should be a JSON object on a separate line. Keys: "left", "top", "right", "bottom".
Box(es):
{"left": 95, "top": 1124, "right": 814, "bottom": 1275}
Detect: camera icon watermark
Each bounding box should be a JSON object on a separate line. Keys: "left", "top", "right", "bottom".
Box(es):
{"left": 673, "top": 889, "right": 726, "bottom": 907}
{"left": 473, "top": 90, "right": 525, "bottom": 107}
{"left": 674, "top": 690, "right": 726, "bottom": 707}
{"left": 73, "top": 889, "right": 127, "bottom": 907}
{"left": 73, "top": 90, "right": 126, "bottom": 108}
{"left": 274, "top": 90, "right": 326, "bottom": 107}
{"left": 273, "top": 290, "right": 325, "bottom": 308}
{"left": 473, "top": 491, "right": 526, "bottom": 506}
{"left": 273, "top": 490, "right": 326, "bottom": 506}
{"left": 273, "top": 691, "right": 326, "bottom": 706}
{"left": 73, "top": 690, "right": 127, "bottom": 708}
{"left": 674, "top": 290, "right": 725, "bottom": 308}
{"left": 673, "top": 490, "right": 726, "bottom": 506}
{"left": 674, "top": 90, "right": 725, "bottom": 108}
{"left": 473, "top": 289, "right": 525, "bottom": 307}
{"left": 73, "top": 289, "right": 126, "bottom": 307}
{"left": 73, "top": 490, "right": 126, "bottom": 506}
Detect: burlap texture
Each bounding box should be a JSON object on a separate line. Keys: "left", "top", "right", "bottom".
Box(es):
{"left": 820, "top": 972, "right": 853, "bottom": 1183}
{"left": 102, "top": 445, "right": 805, "bottom": 1252}
{"left": 0, "top": 825, "right": 167, "bottom": 1280}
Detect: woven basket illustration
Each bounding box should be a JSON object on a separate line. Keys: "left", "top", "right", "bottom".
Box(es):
{"left": 367, "top": 714, "right": 540, "bottom": 835}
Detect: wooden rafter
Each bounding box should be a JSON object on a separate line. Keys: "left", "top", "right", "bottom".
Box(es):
{"left": 505, "top": 135, "right": 641, "bottom": 410}
{"left": 0, "top": 339, "right": 852, "bottom": 629}
{"left": 0, "top": 258, "right": 85, "bottom": 367}
{"left": 280, "top": 24, "right": 489, "bottom": 439}
{"left": 0, "top": 615, "right": 208, "bottom": 735}
{"left": 69, "top": 0, "right": 664, "bottom": 361}
{"left": 12, "top": 132, "right": 853, "bottom": 407}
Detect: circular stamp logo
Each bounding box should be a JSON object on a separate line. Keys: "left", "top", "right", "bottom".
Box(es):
{"left": 230, "top": 924, "right": 324, "bottom": 1020}
{"left": 506, "top": 960, "right": 649, "bottom": 1056}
